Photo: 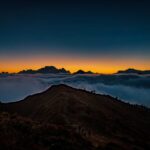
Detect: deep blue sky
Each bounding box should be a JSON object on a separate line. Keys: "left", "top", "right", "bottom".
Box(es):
{"left": 0, "top": 0, "right": 150, "bottom": 72}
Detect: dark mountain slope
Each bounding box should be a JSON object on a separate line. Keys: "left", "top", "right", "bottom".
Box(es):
{"left": 1, "top": 84, "right": 150, "bottom": 149}
{"left": 0, "top": 112, "right": 92, "bottom": 150}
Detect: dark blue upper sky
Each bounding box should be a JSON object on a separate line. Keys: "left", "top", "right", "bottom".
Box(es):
{"left": 0, "top": 0, "right": 150, "bottom": 73}
{"left": 0, "top": 0, "right": 150, "bottom": 49}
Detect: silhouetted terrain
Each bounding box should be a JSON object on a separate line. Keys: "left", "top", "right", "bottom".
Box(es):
{"left": 0, "top": 84, "right": 150, "bottom": 150}
{"left": 18, "top": 66, "right": 95, "bottom": 75}
{"left": 2, "top": 66, "right": 150, "bottom": 75}
{"left": 117, "top": 68, "right": 150, "bottom": 74}
{"left": 73, "top": 70, "right": 94, "bottom": 74}
{"left": 19, "top": 66, "right": 70, "bottom": 74}
{"left": 18, "top": 66, "right": 95, "bottom": 74}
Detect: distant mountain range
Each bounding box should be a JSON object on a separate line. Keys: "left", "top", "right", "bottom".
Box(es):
{"left": 73, "top": 69, "right": 94, "bottom": 74}
{"left": 1, "top": 67, "right": 150, "bottom": 75}
{"left": 117, "top": 68, "right": 150, "bottom": 75}
{"left": 19, "top": 66, "right": 70, "bottom": 74}
{"left": 0, "top": 84, "right": 150, "bottom": 149}
{"left": 18, "top": 66, "right": 94, "bottom": 74}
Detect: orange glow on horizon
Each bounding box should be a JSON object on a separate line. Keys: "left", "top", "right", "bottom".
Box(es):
{"left": 0, "top": 54, "right": 150, "bottom": 74}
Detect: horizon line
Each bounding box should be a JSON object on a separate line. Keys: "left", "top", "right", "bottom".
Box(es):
{"left": 0, "top": 66, "right": 150, "bottom": 74}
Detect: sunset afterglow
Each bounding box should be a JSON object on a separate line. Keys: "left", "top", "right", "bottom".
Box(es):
{"left": 0, "top": 52, "right": 149, "bottom": 73}
{"left": 0, "top": 1, "right": 150, "bottom": 73}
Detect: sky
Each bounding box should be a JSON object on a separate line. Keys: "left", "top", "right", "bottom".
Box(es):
{"left": 0, "top": 0, "right": 150, "bottom": 73}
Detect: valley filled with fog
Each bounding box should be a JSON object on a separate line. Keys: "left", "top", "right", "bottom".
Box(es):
{"left": 0, "top": 73, "right": 150, "bottom": 107}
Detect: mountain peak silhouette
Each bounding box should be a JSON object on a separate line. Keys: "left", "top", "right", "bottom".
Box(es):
{"left": 19, "top": 66, "right": 70, "bottom": 74}
{"left": 117, "top": 68, "right": 150, "bottom": 74}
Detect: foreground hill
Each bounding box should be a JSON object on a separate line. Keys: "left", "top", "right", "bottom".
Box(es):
{"left": 1, "top": 84, "right": 150, "bottom": 149}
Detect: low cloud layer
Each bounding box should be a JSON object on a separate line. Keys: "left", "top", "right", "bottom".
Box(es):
{"left": 0, "top": 74, "right": 150, "bottom": 107}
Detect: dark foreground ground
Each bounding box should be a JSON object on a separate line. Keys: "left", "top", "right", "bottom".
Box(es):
{"left": 0, "top": 84, "right": 150, "bottom": 150}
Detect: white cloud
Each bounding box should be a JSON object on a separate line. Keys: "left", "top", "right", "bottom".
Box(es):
{"left": 0, "top": 74, "right": 150, "bottom": 107}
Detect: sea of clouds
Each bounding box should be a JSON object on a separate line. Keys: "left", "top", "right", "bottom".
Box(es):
{"left": 0, "top": 74, "right": 150, "bottom": 107}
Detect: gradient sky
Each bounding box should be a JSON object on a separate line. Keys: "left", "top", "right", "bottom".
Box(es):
{"left": 0, "top": 0, "right": 150, "bottom": 73}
